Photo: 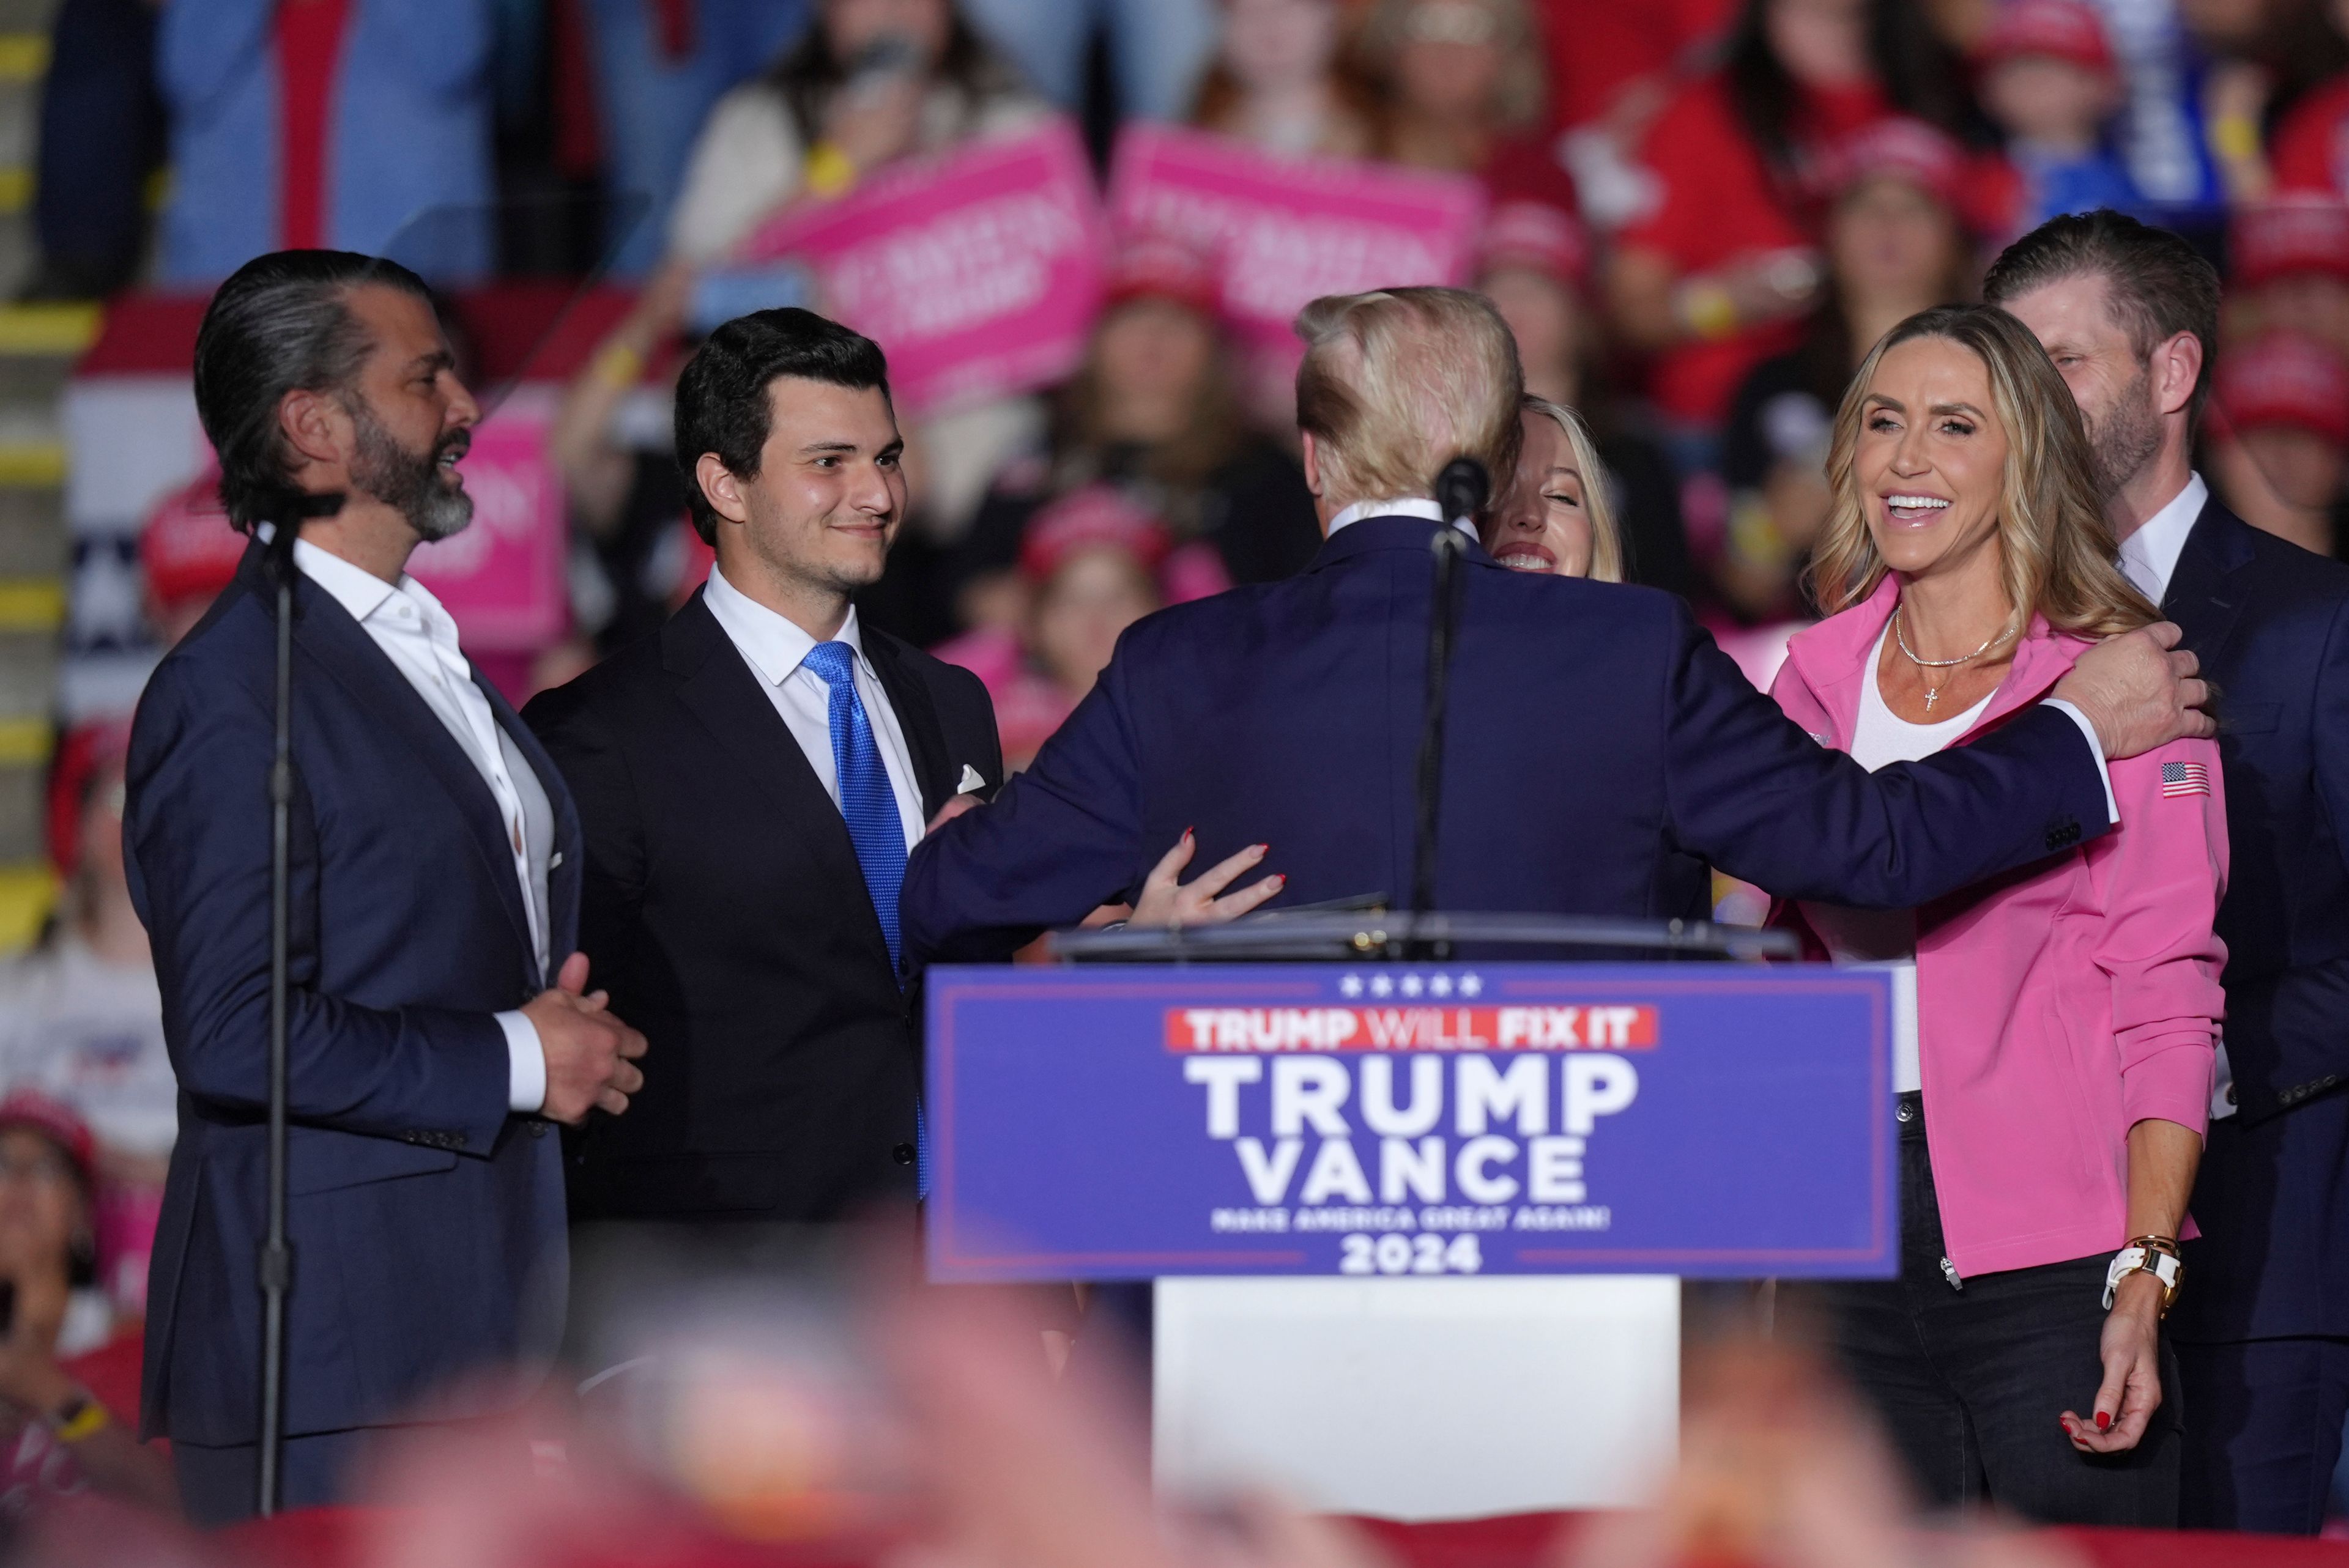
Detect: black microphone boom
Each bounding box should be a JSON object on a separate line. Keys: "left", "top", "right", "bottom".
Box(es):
{"left": 1406, "top": 457, "right": 1489, "bottom": 960}
{"left": 258, "top": 489, "right": 342, "bottom": 1518}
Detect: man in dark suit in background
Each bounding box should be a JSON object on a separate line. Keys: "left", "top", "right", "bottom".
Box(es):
{"left": 1995, "top": 210, "right": 2349, "bottom": 1535}
{"left": 126, "top": 251, "right": 646, "bottom": 1522}
{"left": 525, "top": 311, "right": 1000, "bottom": 1253}
{"left": 905, "top": 286, "right": 2206, "bottom": 966}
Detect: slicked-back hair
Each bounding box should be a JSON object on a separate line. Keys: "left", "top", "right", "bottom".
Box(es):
{"left": 1983, "top": 209, "right": 2223, "bottom": 426}
{"left": 193, "top": 249, "right": 434, "bottom": 532}
{"left": 673, "top": 308, "right": 892, "bottom": 544}
{"left": 1293, "top": 287, "right": 1523, "bottom": 509}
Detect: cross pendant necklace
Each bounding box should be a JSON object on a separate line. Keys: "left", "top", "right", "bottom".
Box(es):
{"left": 1893, "top": 603, "right": 2011, "bottom": 718}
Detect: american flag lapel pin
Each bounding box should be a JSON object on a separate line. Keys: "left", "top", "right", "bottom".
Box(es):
{"left": 2161, "top": 761, "right": 2211, "bottom": 799}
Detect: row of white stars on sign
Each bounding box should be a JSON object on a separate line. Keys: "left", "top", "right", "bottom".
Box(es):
{"left": 1337, "top": 973, "right": 1482, "bottom": 999}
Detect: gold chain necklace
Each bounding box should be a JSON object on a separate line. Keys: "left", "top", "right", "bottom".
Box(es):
{"left": 1893, "top": 604, "right": 2015, "bottom": 714}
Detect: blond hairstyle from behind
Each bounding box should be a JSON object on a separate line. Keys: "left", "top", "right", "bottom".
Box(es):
{"left": 1808, "top": 303, "right": 2158, "bottom": 639}
{"left": 1520, "top": 396, "right": 1625, "bottom": 584}
{"left": 1294, "top": 287, "right": 1523, "bottom": 509}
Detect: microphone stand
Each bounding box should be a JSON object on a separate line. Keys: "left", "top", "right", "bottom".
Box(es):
{"left": 257, "top": 491, "right": 343, "bottom": 1517}
{"left": 1405, "top": 459, "right": 1490, "bottom": 963}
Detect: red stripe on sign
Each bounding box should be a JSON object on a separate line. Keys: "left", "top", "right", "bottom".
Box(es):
{"left": 1162, "top": 1005, "right": 1658, "bottom": 1051}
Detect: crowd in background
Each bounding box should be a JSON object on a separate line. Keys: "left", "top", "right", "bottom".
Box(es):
{"left": 7, "top": 0, "right": 2349, "bottom": 1531}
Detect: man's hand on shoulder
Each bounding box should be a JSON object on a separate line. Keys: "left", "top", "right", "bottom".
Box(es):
{"left": 526, "top": 952, "right": 648, "bottom": 1125}
{"left": 2053, "top": 622, "right": 2215, "bottom": 760}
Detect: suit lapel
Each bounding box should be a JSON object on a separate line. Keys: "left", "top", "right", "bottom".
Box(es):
{"left": 289, "top": 572, "right": 538, "bottom": 971}
{"left": 2163, "top": 501, "right": 2257, "bottom": 667}
{"left": 663, "top": 594, "right": 891, "bottom": 965}
{"left": 863, "top": 629, "right": 953, "bottom": 821}
{"left": 478, "top": 671, "right": 581, "bottom": 983}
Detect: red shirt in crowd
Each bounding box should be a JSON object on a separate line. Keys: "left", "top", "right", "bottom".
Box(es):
{"left": 1535, "top": 0, "right": 1735, "bottom": 127}
{"left": 2272, "top": 75, "right": 2349, "bottom": 199}
{"left": 276, "top": 0, "right": 355, "bottom": 251}
{"left": 1619, "top": 73, "right": 1891, "bottom": 425}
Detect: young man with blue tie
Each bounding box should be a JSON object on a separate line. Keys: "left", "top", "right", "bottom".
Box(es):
{"left": 525, "top": 309, "right": 1001, "bottom": 1242}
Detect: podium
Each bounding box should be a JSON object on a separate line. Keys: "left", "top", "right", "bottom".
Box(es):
{"left": 924, "top": 914, "right": 1894, "bottom": 1518}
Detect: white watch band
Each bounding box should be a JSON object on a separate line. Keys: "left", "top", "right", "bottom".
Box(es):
{"left": 2102, "top": 1245, "right": 2182, "bottom": 1309}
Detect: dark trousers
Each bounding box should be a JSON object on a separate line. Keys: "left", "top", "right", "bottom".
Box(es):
{"left": 173, "top": 1428, "right": 375, "bottom": 1528}
{"left": 2177, "top": 1336, "right": 2349, "bottom": 1533}
{"left": 1784, "top": 1095, "right": 2180, "bottom": 1525}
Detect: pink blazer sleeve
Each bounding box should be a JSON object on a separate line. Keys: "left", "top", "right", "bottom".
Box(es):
{"left": 2092, "top": 735, "right": 2229, "bottom": 1136}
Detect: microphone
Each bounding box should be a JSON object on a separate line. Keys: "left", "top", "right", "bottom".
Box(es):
{"left": 1408, "top": 457, "right": 1489, "bottom": 960}
{"left": 1435, "top": 457, "right": 1490, "bottom": 531}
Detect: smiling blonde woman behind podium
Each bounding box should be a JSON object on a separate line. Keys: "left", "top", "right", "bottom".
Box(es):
{"left": 1768, "top": 303, "right": 2225, "bottom": 1527}
{"left": 1480, "top": 397, "right": 1625, "bottom": 583}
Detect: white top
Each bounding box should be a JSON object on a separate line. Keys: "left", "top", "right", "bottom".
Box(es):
{"left": 0, "top": 934, "right": 174, "bottom": 1158}
{"left": 702, "top": 564, "right": 926, "bottom": 852}
{"left": 288, "top": 536, "right": 554, "bottom": 1114}
{"left": 1802, "top": 624, "right": 1995, "bottom": 1095}
{"left": 2117, "top": 471, "right": 2208, "bottom": 606}
{"left": 1325, "top": 497, "right": 1480, "bottom": 539}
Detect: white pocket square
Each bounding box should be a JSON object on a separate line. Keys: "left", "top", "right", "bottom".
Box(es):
{"left": 957, "top": 764, "right": 987, "bottom": 794}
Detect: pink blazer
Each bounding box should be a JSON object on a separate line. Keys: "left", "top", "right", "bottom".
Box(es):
{"left": 1767, "top": 579, "right": 2228, "bottom": 1278}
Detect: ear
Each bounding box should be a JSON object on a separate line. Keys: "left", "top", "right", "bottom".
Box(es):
{"left": 695, "top": 454, "right": 752, "bottom": 527}
{"left": 278, "top": 387, "right": 351, "bottom": 473}
{"left": 2154, "top": 330, "right": 2204, "bottom": 421}
{"left": 1299, "top": 431, "right": 1324, "bottom": 498}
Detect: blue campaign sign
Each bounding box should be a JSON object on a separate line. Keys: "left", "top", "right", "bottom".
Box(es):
{"left": 926, "top": 963, "right": 1894, "bottom": 1282}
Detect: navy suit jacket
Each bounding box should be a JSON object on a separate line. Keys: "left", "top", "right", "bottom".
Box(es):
{"left": 904, "top": 516, "right": 2113, "bottom": 964}
{"left": 125, "top": 541, "right": 577, "bottom": 1445}
{"left": 2162, "top": 501, "right": 2349, "bottom": 1342}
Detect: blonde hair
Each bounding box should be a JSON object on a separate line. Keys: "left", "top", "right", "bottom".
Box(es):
{"left": 1294, "top": 287, "right": 1524, "bottom": 508}
{"left": 1808, "top": 304, "right": 2158, "bottom": 638}
{"left": 1520, "top": 396, "right": 1625, "bottom": 583}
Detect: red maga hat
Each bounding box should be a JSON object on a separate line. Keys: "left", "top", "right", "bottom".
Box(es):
{"left": 1478, "top": 199, "right": 1591, "bottom": 287}
{"left": 1819, "top": 118, "right": 1972, "bottom": 212}
{"left": 139, "top": 469, "right": 247, "bottom": 612}
{"left": 2219, "top": 333, "right": 2349, "bottom": 448}
{"left": 1018, "top": 487, "right": 1171, "bottom": 583}
{"left": 1976, "top": 0, "right": 2117, "bottom": 75}
{"left": 2232, "top": 197, "right": 2349, "bottom": 287}
{"left": 1103, "top": 234, "right": 1220, "bottom": 316}
{"left": 0, "top": 1090, "right": 97, "bottom": 1188}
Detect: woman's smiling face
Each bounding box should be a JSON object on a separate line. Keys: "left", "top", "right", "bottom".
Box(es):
{"left": 1483, "top": 410, "right": 1594, "bottom": 577}
{"left": 1854, "top": 335, "right": 2011, "bottom": 584}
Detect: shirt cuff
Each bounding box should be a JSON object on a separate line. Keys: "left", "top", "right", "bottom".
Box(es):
{"left": 2041, "top": 698, "right": 2120, "bottom": 826}
{"left": 496, "top": 1009, "right": 547, "bottom": 1114}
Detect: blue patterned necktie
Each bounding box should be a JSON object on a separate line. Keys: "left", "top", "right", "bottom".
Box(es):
{"left": 799, "top": 640, "right": 926, "bottom": 1192}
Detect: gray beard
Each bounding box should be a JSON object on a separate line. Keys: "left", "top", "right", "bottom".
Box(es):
{"left": 347, "top": 401, "right": 473, "bottom": 541}
{"left": 2088, "top": 366, "right": 2165, "bottom": 503}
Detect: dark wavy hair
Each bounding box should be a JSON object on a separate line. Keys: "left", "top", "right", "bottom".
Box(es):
{"left": 191, "top": 250, "right": 436, "bottom": 533}
{"left": 673, "top": 308, "right": 892, "bottom": 544}
{"left": 764, "top": 11, "right": 1023, "bottom": 147}
{"left": 1723, "top": 0, "right": 1972, "bottom": 189}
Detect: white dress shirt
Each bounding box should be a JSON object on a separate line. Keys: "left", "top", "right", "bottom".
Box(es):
{"left": 2118, "top": 471, "right": 2208, "bottom": 605}
{"left": 702, "top": 564, "right": 926, "bottom": 851}
{"left": 288, "top": 537, "right": 554, "bottom": 1113}
{"left": 1325, "top": 497, "right": 1480, "bottom": 540}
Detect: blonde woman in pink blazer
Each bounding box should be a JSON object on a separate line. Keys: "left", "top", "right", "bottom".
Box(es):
{"left": 1768, "top": 304, "right": 2227, "bottom": 1526}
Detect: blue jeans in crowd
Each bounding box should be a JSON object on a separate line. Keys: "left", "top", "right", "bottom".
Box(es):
{"left": 959, "top": 0, "right": 1216, "bottom": 122}
{"left": 580, "top": 0, "right": 812, "bottom": 276}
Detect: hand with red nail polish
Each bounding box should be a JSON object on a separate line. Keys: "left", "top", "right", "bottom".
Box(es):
{"left": 2065, "top": 1273, "right": 2165, "bottom": 1454}
{"left": 1127, "top": 832, "right": 1286, "bottom": 930}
